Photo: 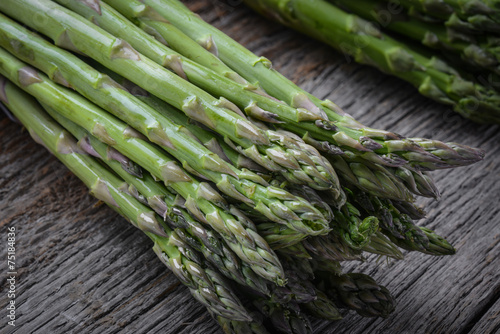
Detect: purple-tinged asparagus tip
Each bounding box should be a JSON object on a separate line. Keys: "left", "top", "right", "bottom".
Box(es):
{"left": 447, "top": 142, "right": 486, "bottom": 163}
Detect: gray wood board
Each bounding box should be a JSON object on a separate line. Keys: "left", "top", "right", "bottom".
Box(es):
{"left": 1, "top": 0, "right": 499, "bottom": 333}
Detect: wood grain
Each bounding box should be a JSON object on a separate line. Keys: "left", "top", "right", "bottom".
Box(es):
{"left": 1, "top": 1, "right": 499, "bottom": 333}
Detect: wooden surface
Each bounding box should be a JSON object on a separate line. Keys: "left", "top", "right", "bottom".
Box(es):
{"left": 1, "top": 1, "right": 500, "bottom": 333}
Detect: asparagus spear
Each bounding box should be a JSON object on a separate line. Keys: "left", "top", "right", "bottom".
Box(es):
{"left": 396, "top": 0, "right": 500, "bottom": 33}
{"left": 301, "top": 288, "right": 343, "bottom": 321}
{"left": 243, "top": 0, "right": 500, "bottom": 124}
{"left": 99, "top": 0, "right": 438, "bottom": 197}
{"left": 310, "top": 258, "right": 343, "bottom": 275}
{"left": 353, "top": 190, "right": 456, "bottom": 255}
{"left": 302, "top": 234, "right": 365, "bottom": 262}
{"left": 66, "top": 0, "right": 443, "bottom": 203}
{"left": 332, "top": 0, "right": 500, "bottom": 75}
{"left": 142, "top": 93, "right": 438, "bottom": 230}
{"left": 332, "top": 203, "right": 380, "bottom": 250}
{"left": 361, "top": 231, "right": 405, "bottom": 260}
{"left": 141, "top": 0, "right": 488, "bottom": 166}
{"left": 316, "top": 272, "right": 396, "bottom": 318}
{"left": 136, "top": 0, "right": 482, "bottom": 198}
{"left": 273, "top": 255, "right": 317, "bottom": 304}
{"left": 0, "top": 48, "right": 288, "bottom": 285}
{"left": 257, "top": 223, "right": 310, "bottom": 250}
{"left": 392, "top": 200, "right": 427, "bottom": 220}
{"left": 277, "top": 243, "right": 313, "bottom": 260}
{"left": 0, "top": 0, "right": 342, "bottom": 196}
{"left": 121, "top": 87, "right": 346, "bottom": 214}
{"left": 420, "top": 226, "right": 457, "bottom": 255}
{"left": 327, "top": 154, "right": 421, "bottom": 201}
{"left": 53, "top": 0, "right": 342, "bottom": 194}
{"left": 0, "top": 12, "right": 330, "bottom": 238}
{"left": 152, "top": 233, "right": 252, "bottom": 321}
{"left": 1, "top": 77, "right": 251, "bottom": 321}
{"left": 48, "top": 109, "right": 272, "bottom": 295}
{"left": 252, "top": 299, "right": 313, "bottom": 334}
{"left": 210, "top": 310, "right": 270, "bottom": 334}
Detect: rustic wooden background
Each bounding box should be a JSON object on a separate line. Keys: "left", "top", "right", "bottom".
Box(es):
{"left": 1, "top": 0, "right": 500, "bottom": 333}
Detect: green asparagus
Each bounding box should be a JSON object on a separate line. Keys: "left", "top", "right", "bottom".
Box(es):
{"left": 142, "top": 0, "right": 490, "bottom": 167}
{"left": 0, "top": 0, "right": 343, "bottom": 196}
{"left": 332, "top": 0, "right": 500, "bottom": 75}
{"left": 303, "top": 234, "right": 365, "bottom": 262}
{"left": 0, "top": 11, "right": 331, "bottom": 238}
{"left": 302, "top": 288, "right": 343, "bottom": 320}
{"left": 55, "top": 0, "right": 342, "bottom": 195}
{"left": 362, "top": 231, "right": 405, "bottom": 260}
{"left": 102, "top": 0, "right": 450, "bottom": 195}
{"left": 252, "top": 299, "right": 313, "bottom": 334}
{"left": 0, "top": 47, "right": 288, "bottom": 284}
{"left": 1, "top": 77, "right": 251, "bottom": 321}
{"left": 80, "top": 0, "right": 450, "bottom": 202}
{"left": 210, "top": 310, "right": 270, "bottom": 334}
{"left": 126, "top": 86, "right": 342, "bottom": 213}
{"left": 0, "top": 1, "right": 472, "bottom": 331}
{"left": 316, "top": 272, "right": 396, "bottom": 318}
{"left": 243, "top": 0, "right": 500, "bottom": 124}
{"left": 396, "top": 0, "right": 500, "bottom": 33}
{"left": 352, "top": 190, "right": 456, "bottom": 255}
{"left": 48, "top": 109, "right": 272, "bottom": 295}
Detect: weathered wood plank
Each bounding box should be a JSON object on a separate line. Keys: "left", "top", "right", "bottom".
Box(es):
{"left": 469, "top": 296, "right": 500, "bottom": 334}
{"left": 1, "top": 0, "right": 499, "bottom": 333}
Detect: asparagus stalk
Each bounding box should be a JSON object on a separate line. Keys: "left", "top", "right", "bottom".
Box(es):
{"left": 327, "top": 153, "right": 427, "bottom": 201}
{"left": 1, "top": 77, "right": 251, "bottom": 321}
{"left": 274, "top": 255, "right": 317, "bottom": 304}
{"left": 252, "top": 299, "right": 313, "bottom": 334}
{"left": 310, "top": 258, "right": 343, "bottom": 276}
{"left": 120, "top": 81, "right": 342, "bottom": 212}
{"left": 151, "top": 233, "right": 251, "bottom": 321}
{"left": 396, "top": 0, "right": 500, "bottom": 33}
{"left": 141, "top": 0, "right": 489, "bottom": 166}
{"left": 48, "top": 109, "right": 271, "bottom": 295}
{"left": 420, "top": 226, "right": 457, "bottom": 255}
{"left": 0, "top": 0, "right": 342, "bottom": 196}
{"left": 316, "top": 272, "right": 396, "bottom": 318}
{"left": 256, "top": 223, "right": 310, "bottom": 249}
{"left": 209, "top": 310, "right": 270, "bottom": 334}
{"left": 277, "top": 243, "right": 313, "bottom": 260}
{"left": 135, "top": 89, "right": 275, "bottom": 176}
{"left": 332, "top": 203, "right": 380, "bottom": 250}
{"left": 101, "top": 0, "right": 445, "bottom": 192}
{"left": 0, "top": 11, "right": 330, "bottom": 238}
{"left": 268, "top": 180, "right": 381, "bottom": 251}
{"left": 69, "top": 0, "right": 446, "bottom": 202}
{"left": 0, "top": 48, "right": 288, "bottom": 285}
{"left": 138, "top": 98, "right": 428, "bottom": 238}
{"left": 332, "top": 0, "right": 500, "bottom": 75}
{"left": 362, "top": 231, "right": 405, "bottom": 260}
{"left": 301, "top": 288, "right": 343, "bottom": 320}
{"left": 243, "top": 0, "right": 500, "bottom": 124}
{"left": 54, "top": 0, "right": 342, "bottom": 194}
{"left": 353, "top": 190, "right": 456, "bottom": 255}
{"left": 302, "top": 234, "right": 365, "bottom": 262}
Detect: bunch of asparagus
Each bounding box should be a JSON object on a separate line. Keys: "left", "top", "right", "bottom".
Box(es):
{"left": 0, "top": 0, "right": 485, "bottom": 333}
{"left": 244, "top": 0, "right": 500, "bottom": 124}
